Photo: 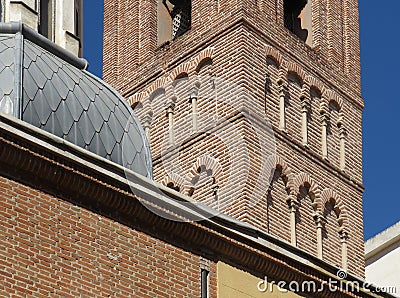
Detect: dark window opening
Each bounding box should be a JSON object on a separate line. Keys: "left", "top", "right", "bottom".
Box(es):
{"left": 201, "top": 269, "right": 209, "bottom": 298}
{"left": 166, "top": 182, "right": 180, "bottom": 192}
{"left": 284, "top": 0, "right": 311, "bottom": 44}
{"left": 74, "top": 0, "right": 82, "bottom": 57}
{"left": 158, "top": 0, "right": 191, "bottom": 45}
{"left": 168, "top": 0, "right": 191, "bottom": 39}
{"left": 39, "top": 0, "right": 51, "bottom": 38}
{"left": 75, "top": 9, "right": 79, "bottom": 36}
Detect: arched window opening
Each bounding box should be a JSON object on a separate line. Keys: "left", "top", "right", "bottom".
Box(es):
{"left": 265, "top": 57, "right": 280, "bottom": 128}
{"left": 266, "top": 166, "right": 291, "bottom": 242}
{"left": 322, "top": 198, "right": 347, "bottom": 269}
{"left": 286, "top": 72, "right": 303, "bottom": 138}
{"left": 158, "top": 0, "right": 192, "bottom": 45}
{"left": 327, "top": 101, "right": 341, "bottom": 166}
{"left": 167, "top": 182, "right": 180, "bottom": 192}
{"left": 284, "top": 0, "right": 313, "bottom": 46}
{"left": 295, "top": 184, "right": 318, "bottom": 255}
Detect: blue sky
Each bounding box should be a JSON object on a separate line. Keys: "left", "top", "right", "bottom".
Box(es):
{"left": 83, "top": 1, "right": 400, "bottom": 240}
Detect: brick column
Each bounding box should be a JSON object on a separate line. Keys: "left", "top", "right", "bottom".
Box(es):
{"left": 340, "top": 231, "right": 349, "bottom": 270}
{"left": 287, "top": 195, "right": 299, "bottom": 246}
{"left": 320, "top": 113, "right": 329, "bottom": 159}
{"left": 189, "top": 84, "right": 200, "bottom": 134}
{"left": 316, "top": 216, "right": 323, "bottom": 259}
{"left": 166, "top": 99, "right": 176, "bottom": 145}
{"left": 278, "top": 82, "right": 287, "bottom": 131}
{"left": 339, "top": 124, "right": 347, "bottom": 171}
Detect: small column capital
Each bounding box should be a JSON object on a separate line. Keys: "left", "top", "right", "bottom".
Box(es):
{"left": 278, "top": 81, "right": 287, "bottom": 95}
{"left": 301, "top": 97, "right": 310, "bottom": 112}
{"left": 339, "top": 125, "right": 347, "bottom": 139}
{"left": 286, "top": 195, "right": 299, "bottom": 212}
{"left": 339, "top": 231, "right": 349, "bottom": 242}
{"left": 314, "top": 215, "right": 325, "bottom": 228}
{"left": 142, "top": 114, "right": 152, "bottom": 126}
{"left": 212, "top": 184, "right": 219, "bottom": 194}
{"left": 189, "top": 84, "right": 200, "bottom": 102}
{"left": 165, "top": 97, "right": 177, "bottom": 113}
{"left": 320, "top": 112, "right": 329, "bottom": 125}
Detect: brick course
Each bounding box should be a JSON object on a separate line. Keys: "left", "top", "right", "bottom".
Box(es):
{"left": 103, "top": 0, "right": 365, "bottom": 277}
{"left": 0, "top": 176, "right": 217, "bottom": 297}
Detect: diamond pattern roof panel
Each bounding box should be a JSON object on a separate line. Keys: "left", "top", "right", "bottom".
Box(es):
{"left": 0, "top": 35, "right": 152, "bottom": 179}
{"left": 28, "top": 61, "right": 48, "bottom": 89}
{"left": 76, "top": 111, "right": 96, "bottom": 144}
{"left": 88, "top": 133, "right": 108, "bottom": 159}
{"left": 44, "top": 112, "right": 64, "bottom": 138}
{"left": 54, "top": 100, "right": 75, "bottom": 135}
{"left": 0, "top": 67, "right": 14, "bottom": 95}
{"left": 24, "top": 70, "right": 40, "bottom": 100}
{"left": 0, "top": 36, "right": 15, "bottom": 103}
{"left": 42, "top": 81, "right": 62, "bottom": 111}
{"left": 48, "top": 71, "right": 71, "bottom": 99}
{"left": 86, "top": 102, "right": 106, "bottom": 133}
{"left": 66, "top": 122, "right": 86, "bottom": 149}
{"left": 108, "top": 112, "right": 125, "bottom": 143}
{"left": 0, "top": 48, "right": 16, "bottom": 67}
{"left": 62, "top": 63, "right": 83, "bottom": 84}
{"left": 64, "top": 92, "right": 83, "bottom": 122}
{"left": 57, "top": 67, "right": 77, "bottom": 91}
{"left": 22, "top": 101, "right": 41, "bottom": 127}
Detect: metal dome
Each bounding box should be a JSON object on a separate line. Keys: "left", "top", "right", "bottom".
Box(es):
{"left": 0, "top": 23, "right": 152, "bottom": 178}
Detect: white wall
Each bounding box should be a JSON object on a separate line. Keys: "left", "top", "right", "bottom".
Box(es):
{"left": 4, "top": 0, "right": 81, "bottom": 56}
{"left": 365, "top": 222, "right": 400, "bottom": 297}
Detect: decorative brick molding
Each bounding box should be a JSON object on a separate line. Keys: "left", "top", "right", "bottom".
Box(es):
{"left": 265, "top": 45, "right": 284, "bottom": 66}
{"left": 321, "top": 188, "right": 348, "bottom": 232}
{"left": 105, "top": 0, "right": 365, "bottom": 276}
{"left": 169, "top": 62, "right": 192, "bottom": 82}
{"left": 192, "top": 47, "right": 215, "bottom": 72}
{"left": 321, "top": 89, "right": 345, "bottom": 119}
{"left": 286, "top": 61, "right": 307, "bottom": 82}
{"left": 162, "top": 171, "right": 191, "bottom": 193}
{"left": 269, "top": 155, "right": 295, "bottom": 195}
{"left": 189, "top": 154, "right": 223, "bottom": 183}
{"left": 126, "top": 47, "right": 215, "bottom": 110}
{"left": 147, "top": 77, "right": 170, "bottom": 98}
{"left": 305, "top": 75, "right": 325, "bottom": 95}
{"left": 293, "top": 172, "right": 321, "bottom": 214}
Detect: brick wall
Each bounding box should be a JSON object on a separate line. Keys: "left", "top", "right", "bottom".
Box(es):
{"left": 103, "top": 0, "right": 361, "bottom": 97}
{"left": 0, "top": 176, "right": 217, "bottom": 297}
{"left": 103, "top": 0, "right": 364, "bottom": 277}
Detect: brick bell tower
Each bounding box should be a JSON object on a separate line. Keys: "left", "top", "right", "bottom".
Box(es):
{"left": 103, "top": 0, "right": 365, "bottom": 277}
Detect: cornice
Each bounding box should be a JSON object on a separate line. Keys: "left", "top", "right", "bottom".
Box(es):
{"left": 0, "top": 115, "right": 387, "bottom": 297}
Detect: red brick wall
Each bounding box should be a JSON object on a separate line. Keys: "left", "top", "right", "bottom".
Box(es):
{"left": 0, "top": 176, "right": 217, "bottom": 297}
{"left": 103, "top": 0, "right": 364, "bottom": 277}
{"left": 103, "top": 0, "right": 361, "bottom": 96}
